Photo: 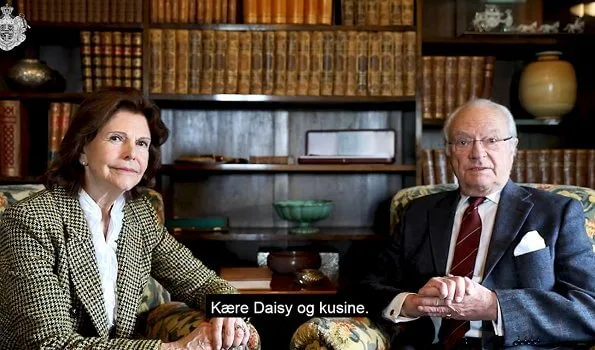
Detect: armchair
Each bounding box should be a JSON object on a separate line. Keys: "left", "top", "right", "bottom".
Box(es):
{"left": 0, "top": 184, "right": 261, "bottom": 349}
{"left": 290, "top": 183, "right": 595, "bottom": 350}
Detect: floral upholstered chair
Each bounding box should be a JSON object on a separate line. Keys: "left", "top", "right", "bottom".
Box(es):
{"left": 0, "top": 184, "right": 261, "bottom": 349}
{"left": 290, "top": 183, "right": 595, "bottom": 350}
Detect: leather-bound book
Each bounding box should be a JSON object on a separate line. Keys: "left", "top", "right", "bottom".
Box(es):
{"left": 176, "top": 30, "right": 190, "bottom": 94}
{"left": 204, "top": 0, "right": 214, "bottom": 23}
{"left": 403, "top": 31, "right": 416, "bottom": 96}
{"left": 421, "top": 56, "right": 433, "bottom": 119}
{"left": 563, "top": 149, "right": 576, "bottom": 185}
{"left": 432, "top": 56, "right": 446, "bottom": 119}
{"left": 92, "top": 31, "right": 103, "bottom": 90}
{"left": 355, "top": 31, "right": 368, "bottom": 96}
{"left": 469, "top": 56, "right": 485, "bottom": 99}
{"left": 162, "top": 30, "right": 177, "bottom": 93}
{"left": 262, "top": 31, "right": 276, "bottom": 94}
{"left": 179, "top": 0, "right": 189, "bottom": 22}
{"left": 274, "top": 30, "right": 288, "bottom": 95}
{"left": 237, "top": 31, "right": 253, "bottom": 94}
{"left": 200, "top": 30, "right": 215, "bottom": 94}
{"left": 258, "top": 0, "right": 272, "bottom": 23}
{"left": 333, "top": 30, "right": 348, "bottom": 96}
{"left": 0, "top": 101, "right": 24, "bottom": 177}
{"left": 308, "top": 31, "right": 323, "bottom": 96}
{"left": 80, "top": 31, "right": 94, "bottom": 92}
{"left": 149, "top": 29, "right": 163, "bottom": 93}
{"left": 538, "top": 149, "right": 551, "bottom": 184}
{"left": 250, "top": 31, "right": 264, "bottom": 94}
{"left": 550, "top": 149, "right": 564, "bottom": 184}
{"left": 342, "top": 0, "right": 354, "bottom": 25}
{"left": 225, "top": 31, "right": 240, "bottom": 94}
{"left": 286, "top": 31, "right": 299, "bottom": 95}
{"left": 59, "top": 103, "right": 72, "bottom": 143}
{"left": 228, "top": 0, "right": 237, "bottom": 22}
{"left": 321, "top": 31, "right": 335, "bottom": 96}
{"left": 189, "top": 30, "right": 203, "bottom": 94}
{"left": 355, "top": 0, "right": 365, "bottom": 25}
{"left": 421, "top": 149, "right": 435, "bottom": 185}
{"left": 367, "top": 31, "right": 381, "bottom": 96}
{"left": 482, "top": 56, "right": 496, "bottom": 98}
{"left": 287, "top": 0, "right": 304, "bottom": 24}
{"left": 122, "top": 32, "right": 133, "bottom": 87}
{"left": 221, "top": 0, "right": 228, "bottom": 22}
{"left": 188, "top": 0, "right": 196, "bottom": 23}
{"left": 101, "top": 31, "right": 114, "bottom": 87}
{"left": 378, "top": 0, "right": 389, "bottom": 25}
{"left": 345, "top": 30, "right": 358, "bottom": 96}
{"left": 214, "top": 0, "right": 222, "bottom": 23}
{"left": 48, "top": 102, "right": 61, "bottom": 165}
{"left": 401, "top": 0, "right": 413, "bottom": 25}
{"left": 304, "top": 0, "right": 317, "bottom": 24}
{"left": 456, "top": 56, "right": 471, "bottom": 107}
{"left": 512, "top": 150, "right": 526, "bottom": 183}
{"left": 588, "top": 150, "right": 595, "bottom": 189}
{"left": 392, "top": 32, "right": 403, "bottom": 96}
{"left": 389, "top": 0, "right": 402, "bottom": 25}
{"left": 213, "top": 30, "right": 228, "bottom": 93}
{"left": 319, "top": 0, "right": 332, "bottom": 24}
{"left": 112, "top": 31, "right": 123, "bottom": 87}
{"left": 296, "top": 31, "right": 311, "bottom": 96}
{"left": 243, "top": 0, "right": 257, "bottom": 23}
{"left": 443, "top": 56, "right": 457, "bottom": 117}
{"left": 575, "top": 149, "right": 588, "bottom": 187}
{"left": 366, "top": 0, "right": 379, "bottom": 25}
{"left": 131, "top": 32, "right": 143, "bottom": 90}
{"left": 379, "top": 32, "right": 394, "bottom": 96}
{"left": 525, "top": 149, "right": 540, "bottom": 182}
{"left": 272, "top": 0, "right": 286, "bottom": 23}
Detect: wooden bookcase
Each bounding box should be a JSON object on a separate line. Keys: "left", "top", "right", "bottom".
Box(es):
{"left": 0, "top": 0, "right": 423, "bottom": 276}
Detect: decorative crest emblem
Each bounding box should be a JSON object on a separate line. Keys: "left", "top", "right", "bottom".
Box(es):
{"left": 0, "top": 3, "right": 30, "bottom": 51}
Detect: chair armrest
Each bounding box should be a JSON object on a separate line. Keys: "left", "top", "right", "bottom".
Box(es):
{"left": 142, "top": 301, "right": 261, "bottom": 349}
{"left": 290, "top": 317, "right": 389, "bottom": 350}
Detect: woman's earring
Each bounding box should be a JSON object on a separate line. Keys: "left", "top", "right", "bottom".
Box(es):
{"left": 80, "top": 159, "right": 88, "bottom": 166}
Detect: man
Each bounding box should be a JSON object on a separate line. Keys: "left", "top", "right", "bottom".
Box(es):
{"left": 351, "top": 99, "right": 595, "bottom": 349}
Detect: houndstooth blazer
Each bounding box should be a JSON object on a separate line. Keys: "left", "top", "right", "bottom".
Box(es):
{"left": 0, "top": 186, "right": 236, "bottom": 349}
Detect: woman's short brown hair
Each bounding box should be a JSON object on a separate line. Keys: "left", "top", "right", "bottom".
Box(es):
{"left": 44, "top": 87, "right": 169, "bottom": 198}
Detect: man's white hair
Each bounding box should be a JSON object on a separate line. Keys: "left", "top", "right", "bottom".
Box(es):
{"left": 442, "top": 98, "right": 518, "bottom": 145}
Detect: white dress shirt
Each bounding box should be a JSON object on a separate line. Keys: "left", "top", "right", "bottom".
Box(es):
{"left": 382, "top": 191, "right": 504, "bottom": 342}
{"left": 79, "top": 189, "right": 126, "bottom": 330}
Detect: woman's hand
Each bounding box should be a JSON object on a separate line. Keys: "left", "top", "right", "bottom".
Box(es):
{"left": 161, "top": 317, "right": 250, "bottom": 350}
{"left": 210, "top": 317, "right": 250, "bottom": 349}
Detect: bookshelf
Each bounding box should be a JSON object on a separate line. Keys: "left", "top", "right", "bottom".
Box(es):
{"left": 0, "top": 0, "right": 422, "bottom": 267}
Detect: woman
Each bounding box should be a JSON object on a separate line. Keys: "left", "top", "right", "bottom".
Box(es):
{"left": 0, "top": 87, "right": 250, "bottom": 349}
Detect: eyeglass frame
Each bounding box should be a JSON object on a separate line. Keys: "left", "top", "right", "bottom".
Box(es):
{"left": 447, "top": 136, "right": 515, "bottom": 151}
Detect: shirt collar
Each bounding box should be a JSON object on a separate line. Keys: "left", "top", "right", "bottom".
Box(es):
{"left": 457, "top": 189, "right": 502, "bottom": 209}
{"left": 78, "top": 189, "right": 126, "bottom": 219}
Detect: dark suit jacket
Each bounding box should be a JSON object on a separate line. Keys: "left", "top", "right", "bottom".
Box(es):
{"left": 351, "top": 181, "right": 595, "bottom": 348}
{"left": 0, "top": 186, "right": 236, "bottom": 349}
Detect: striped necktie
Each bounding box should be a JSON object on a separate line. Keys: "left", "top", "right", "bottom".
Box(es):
{"left": 439, "top": 196, "right": 486, "bottom": 349}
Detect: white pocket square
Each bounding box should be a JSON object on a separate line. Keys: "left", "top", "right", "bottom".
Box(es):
{"left": 514, "top": 230, "right": 546, "bottom": 256}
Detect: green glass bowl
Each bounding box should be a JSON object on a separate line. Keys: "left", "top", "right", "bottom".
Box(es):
{"left": 273, "top": 200, "right": 333, "bottom": 234}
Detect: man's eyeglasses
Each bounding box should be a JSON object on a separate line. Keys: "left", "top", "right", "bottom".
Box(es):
{"left": 447, "top": 136, "right": 514, "bottom": 151}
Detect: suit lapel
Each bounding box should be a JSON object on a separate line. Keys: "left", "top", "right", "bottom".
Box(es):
{"left": 429, "top": 191, "right": 461, "bottom": 275}
{"left": 114, "top": 202, "right": 145, "bottom": 337}
{"left": 483, "top": 181, "right": 533, "bottom": 280}
{"left": 58, "top": 188, "right": 109, "bottom": 337}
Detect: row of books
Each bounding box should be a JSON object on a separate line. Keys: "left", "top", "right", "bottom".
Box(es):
{"left": 80, "top": 31, "right": 143, "bottom": 93}
{"left": 151, "top": 0, "right": 237, "bottom": 24}
{"left": 149, "top": 29, "right": 417, "bottom": 97}
{"left": 422, "top": 56, "right": 497, "bottom": 120}
{"left": 342, "top": 0, "right": 414, "bottom": 26}
{"left": 0, "top": 101, "right": 23, "bottom": 178}
{"left": 242, "top": 0, "right": 332, "bottom": 25}
{"left": 421, "top": 148, "right": 595, "bottom": 188}
{"left": 18, "top": 0, "right": 142, "bottom": 23}
{"left": 48, "top": 103, "right": 77, "bottom": 165}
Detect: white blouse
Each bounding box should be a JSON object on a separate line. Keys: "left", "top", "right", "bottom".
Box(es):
{"left": 78, "top": 189, "right": 125, "bottom": 330}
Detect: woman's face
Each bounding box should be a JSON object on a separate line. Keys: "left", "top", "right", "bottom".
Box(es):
{"left": 80, "top": 110, "right": 151, "bottom": 198}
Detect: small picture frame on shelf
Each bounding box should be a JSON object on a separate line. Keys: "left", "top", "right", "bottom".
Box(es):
{"left": 456, "top": 0, "right": 543, "bottom": 35}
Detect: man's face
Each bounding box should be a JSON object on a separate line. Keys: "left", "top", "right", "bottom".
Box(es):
{"left": 447, "top": 105, "right": 518, "bottom": 196}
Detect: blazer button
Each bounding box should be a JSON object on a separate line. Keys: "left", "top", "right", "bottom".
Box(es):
{"left": 69, "top": 306, "right": 79, "bottom": 317}
{"left": 513, "top": 341, "right": 519, "bottom": 346}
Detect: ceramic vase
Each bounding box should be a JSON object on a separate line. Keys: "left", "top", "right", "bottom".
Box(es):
{"left": 6, "top": 58, "right": 66, "bottom": 92}
{"left": 518, "top": 51, "right": 577, "bottom": 122}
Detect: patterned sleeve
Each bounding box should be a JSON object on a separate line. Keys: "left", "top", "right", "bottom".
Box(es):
{"left": 0, "top": 204, "right": 161, "bottom": 350}
{"left": 143, "top": 198, "right": 237, "bottom": 310}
